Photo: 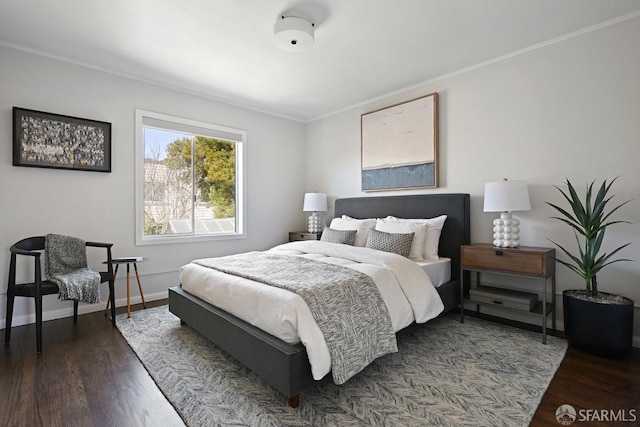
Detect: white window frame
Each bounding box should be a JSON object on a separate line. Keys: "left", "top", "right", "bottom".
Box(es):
{"left": 135, "top": 109, "right": 247, "bottom": 245}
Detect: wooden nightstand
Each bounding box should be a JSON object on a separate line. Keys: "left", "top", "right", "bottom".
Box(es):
{"left": 460, "top": 243, "right": 556, "bottom": 343}
{"left": 288, "top": 231, "right": 322, "bottom": 242}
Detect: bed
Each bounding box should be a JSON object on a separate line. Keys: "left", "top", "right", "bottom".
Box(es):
{"left": 168, "top": 193, "right": 470, "bottom": 407}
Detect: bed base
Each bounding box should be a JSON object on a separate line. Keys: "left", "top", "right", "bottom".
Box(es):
{"left": 168, "top": 285, "right": 313, "bottom": 407}
{"left": 169, "top": 193, "right": 470, "bottom": 407}
{"left": 169, "top": 281, "right": 459, "bottom": 407}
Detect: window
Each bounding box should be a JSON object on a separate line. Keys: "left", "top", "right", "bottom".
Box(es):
{"left": 135, "top": 110, "right": 246, "bottom": 245}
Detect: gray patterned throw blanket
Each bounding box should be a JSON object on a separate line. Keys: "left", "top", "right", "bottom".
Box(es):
{"left": 194, "top": 252, "right": 398, "bottom": 384}
{"left": 45, "top": 234, "right": 101, "bottom": 304}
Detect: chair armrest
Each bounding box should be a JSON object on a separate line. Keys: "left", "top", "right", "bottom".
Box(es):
{"left": 86, "top": 241, "right": 114, "bottom": 280}
{"left": 86, "top": 241, "right": 114, "bottom": 249}
{"left": 10, "top": 247, "right": 41, "bottom": 258}
{"left": 8, "top": 247, "right": 43, "bottom": 290}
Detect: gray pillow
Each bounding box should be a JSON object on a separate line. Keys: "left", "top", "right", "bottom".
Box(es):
{"left": 320, "top": 227, "right": 357, "bottom": 245}
{"left": 365, "top": 229, "right": 414, "bottom": 257}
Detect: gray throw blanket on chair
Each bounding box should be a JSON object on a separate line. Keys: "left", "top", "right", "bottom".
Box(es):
{"left": 45, "top": 234, "right": 101, "bottom": 304}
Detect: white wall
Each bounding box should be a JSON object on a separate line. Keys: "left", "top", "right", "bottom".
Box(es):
{"left": 0, "top": 45, "right": 306, "bottom": 328}
{"left": 2, "top": 16, "right": 639, "bottom": 344}
{"left": 305, "top": 17, "right": 640, "bottom": 341}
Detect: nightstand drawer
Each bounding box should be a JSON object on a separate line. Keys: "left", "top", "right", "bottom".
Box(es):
{"left": 461, "top": 245, "right": 550, "bottom": 276}
{"left": 289, "top": 231, "right": 321, "bottom": 242}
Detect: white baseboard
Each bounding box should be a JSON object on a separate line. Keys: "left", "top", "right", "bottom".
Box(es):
{"left": 5, "top": 291, "right": 640, "bottom": 350}
{"left": 0, "top": 290, "right": 168, "bottom": 330}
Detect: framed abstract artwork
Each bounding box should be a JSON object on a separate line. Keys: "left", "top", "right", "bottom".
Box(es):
{"left": 13, "top": 107, "right": 112, "bottom": 172}
{"left": 361, "top": 93, "right": 438, "bottom": 191}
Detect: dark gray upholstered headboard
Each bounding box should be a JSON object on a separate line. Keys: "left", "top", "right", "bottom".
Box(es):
{"left": 334, "top": 193, "right": 470, "bottom": 281}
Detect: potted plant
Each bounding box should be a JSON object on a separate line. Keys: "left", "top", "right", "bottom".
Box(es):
{"left": 547, "top": 177, "right": 634, "bottom": 357}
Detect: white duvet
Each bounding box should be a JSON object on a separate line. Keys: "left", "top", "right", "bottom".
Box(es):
{"left": 179, "top": 240, "right": 444, "bottom": 380}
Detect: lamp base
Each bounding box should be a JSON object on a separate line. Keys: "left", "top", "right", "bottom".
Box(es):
{"left": 308, "top": 212, "right": 322, "bottom": 233}
{"left": 492, "top": 212, "right": 521, "bottom": 248}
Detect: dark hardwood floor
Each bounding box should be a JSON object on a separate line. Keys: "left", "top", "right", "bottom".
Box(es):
{"left": 1, "top": 300, "right": 184, "bottom": 427}
{"left": 2, "top": 301, "right": 638, "bottom": 426}
{"left": 531, "top": 345, "right": 640, "bottom": 426}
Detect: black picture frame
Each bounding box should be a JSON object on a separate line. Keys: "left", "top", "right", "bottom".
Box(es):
{"left": 13, "top": 107, "right": 112, "bottom": 173}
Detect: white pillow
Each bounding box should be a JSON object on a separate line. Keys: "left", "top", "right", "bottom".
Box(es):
{"left": 385, "top": 215, "right": 447, "bottom": 260}
{"left": 375, "top": 218, "right": 427, "bottom": 260}
{"left": 329, "top": 215, "right": 376, "bottom": 247}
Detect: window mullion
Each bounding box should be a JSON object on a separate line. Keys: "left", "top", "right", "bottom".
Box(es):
{"left": 190, "top": 136, "right": 196, "bottom": 236}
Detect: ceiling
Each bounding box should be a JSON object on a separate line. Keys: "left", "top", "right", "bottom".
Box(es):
{"left": 1, "top": 1, "right": 639, "bottom": 122}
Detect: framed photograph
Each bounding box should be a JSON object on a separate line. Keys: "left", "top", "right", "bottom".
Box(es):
{"left": 13, "top": 107, "right": 112, "bottom": 172}
{"left": 361, "top": 93, "right": 438, "bottom": 191}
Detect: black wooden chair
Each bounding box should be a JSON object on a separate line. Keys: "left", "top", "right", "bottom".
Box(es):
{"left": 4, "top": 236, "right": 116, "bottom": 353}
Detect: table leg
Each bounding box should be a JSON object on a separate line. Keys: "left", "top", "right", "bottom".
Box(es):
{"left": 460, "top": 267, "right": 465, "bottom": 323}
{"left": 126, "top": 263, "right": 131, "bottom": 318}
{"left": 552, "top": 275, "right": 556, "bottom": 332}
{"left": 542, "top": 276, "right": 547, "bottom": 344}
{"left": 133, "top": 263, "right": 147, "bottom": 309}
{"left": 475, "top": 271, "right": 481, "bottom": 315}
{"left": 104, "top": 264, "right": 119, "bottom": 315}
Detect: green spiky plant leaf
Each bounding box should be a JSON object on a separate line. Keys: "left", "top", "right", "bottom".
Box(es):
{"left": 547, "top": 178, "right": 631, "bottom": 296}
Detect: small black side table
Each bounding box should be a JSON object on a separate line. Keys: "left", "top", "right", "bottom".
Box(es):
{"left": 104, "top": 257, "right": 149, "bottom": 318}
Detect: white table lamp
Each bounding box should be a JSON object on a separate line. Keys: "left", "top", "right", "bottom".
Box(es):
{"left": 303, "top": 192, "right": 328, "bottom": 233}
{"left": 484, "top": 179, "right": 531, "bottom": 248}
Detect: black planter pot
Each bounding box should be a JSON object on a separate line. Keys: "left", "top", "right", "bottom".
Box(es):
{"left": 563, "top": 290, "right": 634, "bottom": 357}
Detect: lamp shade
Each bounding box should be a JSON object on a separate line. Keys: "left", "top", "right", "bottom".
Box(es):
{"left": 303, "top": 193, "right": 327, "bottom": 212}
{"left": 483, "top": 180, "right": 531, "bottom": 212}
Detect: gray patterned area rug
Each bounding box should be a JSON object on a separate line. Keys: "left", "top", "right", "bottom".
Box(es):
{"left": 116, "top": 306, "right": 567, "bottom": 427}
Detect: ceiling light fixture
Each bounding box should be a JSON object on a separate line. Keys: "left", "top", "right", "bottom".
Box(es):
{"left": 273, "top": 16, "right": 315, "bottom": 52}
